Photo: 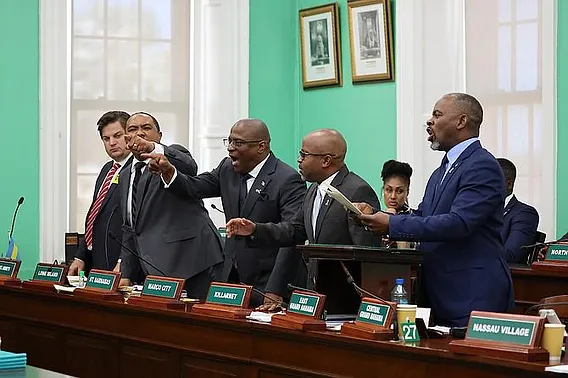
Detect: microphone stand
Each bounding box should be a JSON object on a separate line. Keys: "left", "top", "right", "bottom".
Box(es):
{"left": 240, "top": 282, "right": 288, "bottom": 310}
{"left": 287, "top": 283, "right": 318, "bottom": 294}
{"left": 109, "top": 232, "right": 168, "bottom": 277}
{"left": 340, "top": 261, "right": 399, "bottom": 340}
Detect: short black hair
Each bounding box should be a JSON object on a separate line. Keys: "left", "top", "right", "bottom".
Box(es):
{"left": 497, "top": 158, "right": 516, "bottom": 183}
{"left": 381, "top": 160, "right": 413, "bottom": 185}
{"left": 97, "top": 111, "right": 130, "bottom": 136}
{"left": 447, "top": 93, "right": 484, "bottom": 129}
{"left": 130, "top": 111, "right": 161, "bottom": 132}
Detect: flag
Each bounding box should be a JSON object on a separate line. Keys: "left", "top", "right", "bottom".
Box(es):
{"left": 6, "top": 236, "right": 21, "bottom": 261}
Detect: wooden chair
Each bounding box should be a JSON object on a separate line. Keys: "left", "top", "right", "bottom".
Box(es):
{"left": 526, "top": 230, "right": 546, "bottom": 264}
{"left": 538, "top": 295, "right": 568, "bottom": 320}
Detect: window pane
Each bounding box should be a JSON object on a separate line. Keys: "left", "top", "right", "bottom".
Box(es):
{"left": 107, "top": 0, "right": 139, "bottom": 38}
{"left": 515, "top": 22, "right": 539, "bottom": 91}
{"left": 73, "top": 39, "right": 104, "bottom": 99}
{"left": 498, "top": 0, "right": 512, "bottom": 22}
{"left": 516, "top": 0, "right": 538, "bottom": 21}
{"left": 141, "top": 42, "right": 171, "bottom": 101}
{"left": 498, "top": 25, "right": 512, "bottom": 92}
{"left": 76, "top": 174, "right": 99, "bottom": 232}
{"left": 141, "top": 0, "right": 172, "bottom": 39}
{"left": 506, "top": 105, "right": 529, "bottom": 157}
{"left": 73, "top": 0, "right": 104, "bottom": 36}
{"left": 107, "top": 40, "right": 139, "bottom": 100}
{"left": 75, "top": 110, "right": 112, "bottom": 173}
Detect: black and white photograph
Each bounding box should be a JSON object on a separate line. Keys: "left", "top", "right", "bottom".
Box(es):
{"left": 300, "top": 3, "right": 342, "bottom": 88}
{"left": 348, "top": 0, "right": 394, "bottom": 82}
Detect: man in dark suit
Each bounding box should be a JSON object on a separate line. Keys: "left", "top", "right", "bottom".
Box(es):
{"left": 225, "top": 129, "right": 382, "bottom": 313}
{"left": 69, "top": 111, "right": 132, "bottom": 275}
{"left": 497, "top": 158, "right": 539, "bottom": 263}
{"left": 357, "top": 93, "right": 514, "bottom": 327}
{"left": 157, "top": 119, "right": 306, "bottom": 309}
{"left": 117, "top": 112, "right": 224, "bottom": 299}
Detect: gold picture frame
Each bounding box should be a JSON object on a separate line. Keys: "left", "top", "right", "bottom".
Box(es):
{"left": 347, "top": 0, "right": 394, "bottom": 82}
{"left": 299, "top": 3, "right": 342, "bottom": 88}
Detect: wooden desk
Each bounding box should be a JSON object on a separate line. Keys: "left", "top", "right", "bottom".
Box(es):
{"left": 510, "top": 264, "right": 568, "bottom": 313}
{"left": 0, "top": 286, "right": 561, "bottom": 378}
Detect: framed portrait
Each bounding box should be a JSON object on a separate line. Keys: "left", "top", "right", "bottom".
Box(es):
{"left": 299, "top": 3, "right": 342, "bottom": 88}
{"left": 348, "top": 0, "right": 394, "bottom": 82}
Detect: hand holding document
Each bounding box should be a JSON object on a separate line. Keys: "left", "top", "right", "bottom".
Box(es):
{"left": 319, "top": 182, "right": 363, "bottom": 215}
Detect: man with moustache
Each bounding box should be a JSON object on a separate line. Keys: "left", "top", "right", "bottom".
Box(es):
{"left": 69, "top": 111, "right": 132, "bottom": 275}
{"left": 225, "top": 129, "right": 382, "bottom": 313}
{"left": 147, "top": 119, "right": 306, "bottom": 309}
{"left": 356, "top": 93, "right": 514, "bottom": 327}
{"left": 117, "top": 112, "right": 223, "bottom": 299}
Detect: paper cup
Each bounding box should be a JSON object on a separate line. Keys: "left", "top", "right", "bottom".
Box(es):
{"left": 397, "top": 304, "right": 417, "bottom": 338}
{"left": 542, "top": 323, "right": 565, "bottom": 361}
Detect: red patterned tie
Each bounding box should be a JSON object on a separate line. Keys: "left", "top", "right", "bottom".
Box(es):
{"left": 85, "top": 162, "right": 120, "bottom": 250}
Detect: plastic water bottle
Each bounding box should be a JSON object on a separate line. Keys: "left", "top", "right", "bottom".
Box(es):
{"left": 390, "top": 278, "right": 408, "bottom": 304}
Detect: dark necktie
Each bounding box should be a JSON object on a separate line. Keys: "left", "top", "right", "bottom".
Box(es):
{"left": 239, "top": 173, "right": 252, "bottom": 212}
{"left": 131, "top": 161, "right": 146, "bottom": 226}
{"left": 435, "top": 155, "right": 449, "bottom": 194}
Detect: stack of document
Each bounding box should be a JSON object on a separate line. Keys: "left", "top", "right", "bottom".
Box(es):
{"left": 0, "top": 351, "right": 26, "bottom": 370}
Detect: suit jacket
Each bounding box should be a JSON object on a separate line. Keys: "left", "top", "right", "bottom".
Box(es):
{"left": 502, "top": 195, "right": 539, "bottom": 263}
{"left": 251, "top": 165, "right": 382, "bottom": 313}
{"left": 167, "top": 153, "right": 307, "bottom": 304}
{"left": 389, "top": 141, "right": 514, "bottom": 327}
{"left": 76, "top": 157, "right": 133, "bottom": 271}
{"left": 119, "top": 145, "right": 224, "bottom": 299}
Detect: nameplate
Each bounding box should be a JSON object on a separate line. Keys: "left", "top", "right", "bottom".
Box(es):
{"left": 467, "top": 312, "right": 538, "bottom": 346}
{"left": 205, "top": 282, "right": 250, "bottom": 307}
{"left": 287, "top": 291, "right": 325, "bottom": 318}
{"left": 0, "top": 259, "right": 20, "bottom": 278}
{"left": 32, "top": 263, "right": 66, "bottom": 283}
{"left": 141, "top": 276, "right": 184, "bottom": 300}
{"left": 356, "top": 299, "right": 391, "bottom": 327}
{"left": 86, "top": 270, "right": 120, "bottom": 291}
{"left": 545, "top": 244, "right": 568, "bottom": 262}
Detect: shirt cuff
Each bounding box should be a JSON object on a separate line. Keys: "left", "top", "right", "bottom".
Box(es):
{"left": 153, "top": 143, "right": 164, "bottom": 155}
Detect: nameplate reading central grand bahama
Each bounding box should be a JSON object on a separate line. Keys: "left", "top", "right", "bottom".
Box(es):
{"left": 342, "top": 297, "right": 396, "bottom": 340}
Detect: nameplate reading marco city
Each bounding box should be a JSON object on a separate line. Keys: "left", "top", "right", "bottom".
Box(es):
{"left": 85, "top": 270, "right": 120, "bottom": 291}
{"left": 545, "top": 244, "right": 568, "bottom": 262}
{"left": 141, "top": 276, "right": 183, "bottom": 300}
{"left": 205, "top": 283, "right": 248, "bottom": 307}
{"left": 0, "top": 259, "right": 20, "bottom": 278}
{"left": 33, "top": 263, "right": 65, "bottom": 283}
{"left": 288, "top": 292, "right": 322, "bottom": 318}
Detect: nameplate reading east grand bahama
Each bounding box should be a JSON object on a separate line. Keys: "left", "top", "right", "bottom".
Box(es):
{"left": 288, "top": 292, "right": 320, "bottom": 317}
{"left": 33, "top": 265, "right": 64, "bottom": 282}
{"left": 142, "top": 278, "right": 179, "bottom": 299}
{"left": 0, "top": 260, "right": 17, "bottom": 277}
{"left": 206, "top": 284, "right": 247, "bottom": 307}
{"left": 86, "top": 271, "right": 117, "bottom": 291}
{"left": 356, "top": 301, "right": 390, "bottom": 327}
{"left": 467, "top": 315, "right": 536, "bottom": 346}
{"left": 546, "top": 244, "right": 568, "bottom": 262}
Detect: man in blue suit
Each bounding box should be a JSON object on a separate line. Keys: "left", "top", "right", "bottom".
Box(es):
{"left": 497, "top": 158, "right": 539, "bottom": 264}
{"left": 357, "top": 93, "right": 514, "bottom": 327}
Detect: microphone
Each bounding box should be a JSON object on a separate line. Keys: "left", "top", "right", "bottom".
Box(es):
{"left": 287, "top": 283, "right": 318, "bottom": 294}
{"left": 104, "top": 205, "right": 119, "bottom": 270}
{"left": 47, "top": 259, "right": 59, "bottom": 272}
{"left": 109, "top": 232, "right": 168, "bottom": 277}
{"left": 210, "top": 204, "right": 224, "bottom": 214}
{"left": 240, "top": 282, "right": 288, "bottom": 309}
{"left": 9, "top": 197, "right": 24, "bottom": 239}
{"left": 339, "top": 261, "right": 399, "bottom": 340}
{"left": 521, "top": 238, "right": 568, "bottom": 250}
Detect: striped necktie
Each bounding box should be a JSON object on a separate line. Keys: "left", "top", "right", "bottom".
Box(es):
{"left": 85, "top": 162, "right": 120, "bottom": 250}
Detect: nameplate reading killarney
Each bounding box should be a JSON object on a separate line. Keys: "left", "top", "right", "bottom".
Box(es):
{"left": 448, "top": 311, "right": 548, "bottom": 362}
{"left": 86, "top": 270, "right": 120, "bottom": 291}
{"left": 142, "top": 277, "right": 182, "bottom": 299}
{"left": 0, "top": 259, "right": 19, "bottom": 278}
{"left": 33, "top": 264, "right": 65, "bottom": 283}
{"left": 205, "top": 283, "right": 247, "bottom": 307}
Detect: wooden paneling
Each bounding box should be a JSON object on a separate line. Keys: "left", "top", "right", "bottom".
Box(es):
{"left": 65, "top": 332, "right": 119, "bottom": 378}
{"left": 18, "top": 322, "right": 63, "bottom": 373}
{"left": 120, "top": 344, "right": 180, "bottom": 378}
{"left": 181, "top": 355, "right": 247, "bottom": 378}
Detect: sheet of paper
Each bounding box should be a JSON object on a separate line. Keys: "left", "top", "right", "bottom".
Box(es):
{"left": 416, "top": 307, "right": 431, "bottom": 325}
{"left": 325, "top": 321, "right": 346, "bottom": 331}
{"left": 319, "top": 182, "right": 362, "bottom": 215}
{"left": 427, "top": 325, "right": 451, "bottom": 335}
{"left": 54, "top": 284, "right": 77, "bottom": 293}
{"left": 246, "top": 311, "right": 284, "bottom": 323}
{"left": 545, "top": 363, "right": 568, "bottom": 373}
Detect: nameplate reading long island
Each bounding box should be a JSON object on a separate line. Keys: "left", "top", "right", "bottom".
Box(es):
{"left": 33, "top": 265, "right": 64, "bottom": 282}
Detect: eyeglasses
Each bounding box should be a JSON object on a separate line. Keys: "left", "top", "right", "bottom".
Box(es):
{"left": 298, "top": 150, "right": 339, "bottom": 160}
{"left": 223, "top": 138, "right": 263, "bottom": 148}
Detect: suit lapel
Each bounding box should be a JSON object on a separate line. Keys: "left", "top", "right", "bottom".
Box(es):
{"left": 503, "top": 195, "right": 517, "bottom": 217}
{"left": 314, "top": 166, "right": 349, "bottom": 241}
{"left": 241, "top": 154, "right": 276, "bottom": 217}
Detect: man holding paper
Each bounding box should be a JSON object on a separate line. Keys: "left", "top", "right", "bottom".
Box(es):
{"left": 355, "top": 93, "right": 514, "bottom": 327}
{"left": 226, "top": 129, "right": 381, "bottom": 313}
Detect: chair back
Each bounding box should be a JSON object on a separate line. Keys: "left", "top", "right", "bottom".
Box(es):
{"left": 539, "top": 295, "right": 568, "bottom": 320}
{"left": 526, "top": 230, "right": 546, "bottom": 264}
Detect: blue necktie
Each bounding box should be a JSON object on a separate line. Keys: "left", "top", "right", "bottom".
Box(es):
{"left": 435, "top": 155, "right": 449, "bottom": 194}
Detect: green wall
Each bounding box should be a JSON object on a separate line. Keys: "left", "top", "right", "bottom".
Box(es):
{"left": 249, "top": 0, "right": 396, "bottom": 193}
{"left": 556, "top": 0, "right": 568, "bottom": 238}
{"left": 0, "top": 0, "right": 40, "bottom": 278}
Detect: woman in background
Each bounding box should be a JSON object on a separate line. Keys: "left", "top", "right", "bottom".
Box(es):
{"left": 381, "top": 159, "right": 413, "bottom": 215}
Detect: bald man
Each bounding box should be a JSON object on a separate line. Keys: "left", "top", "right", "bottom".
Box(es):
{"left": 226, "top": 129, "right": 382, "bottom": 313}
{"left": 155, "top": 119, "right": 307, "bottom": 310}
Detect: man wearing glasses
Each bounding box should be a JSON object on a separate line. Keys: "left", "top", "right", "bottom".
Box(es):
{"left": 225, "top": 129, "right": 382, "bottom": 314}
{"left": 151, "top": 118, "right": 306, "bottom": 310}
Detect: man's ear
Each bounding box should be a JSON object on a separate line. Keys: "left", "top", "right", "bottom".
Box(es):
{"left": 322, "top": 155, "right": 333, "bottom": 168}
{"left": 257, "top": 140, "right": 268, "bottom": 154}
{"left": 456, "top": 114, "right": 468, "bottom": 130}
